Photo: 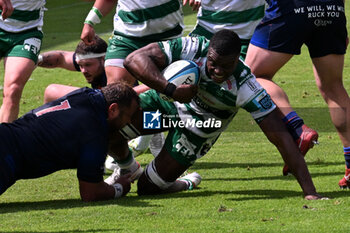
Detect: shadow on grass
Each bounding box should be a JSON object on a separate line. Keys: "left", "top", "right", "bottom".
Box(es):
{"left": 0, "top": 230, "right": 117, "bottom": 233}
{"left": 192, "top": 161, "right": 344, "bottom": 170}
{"left": 1, "top": 187, "right": 348, "bottom": 215}
{"left": 225, "top": 189, "right": 350, "bottom": 201}
{"left": 137, "top": 188, "right": 350, "bottom": 201}
{"left": 0, "top": 189, "right": 308, "bottom": 214}
{"left": 0, "top": 196, "right": 159, "bottom": 214}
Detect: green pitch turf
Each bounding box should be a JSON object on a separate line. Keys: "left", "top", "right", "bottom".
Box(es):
{"left": 0, "top": 1, "right": 350, "bottom": 232}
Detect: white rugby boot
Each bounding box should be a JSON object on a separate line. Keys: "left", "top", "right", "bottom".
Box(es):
{"left": 177, "top": 172, "right": 201, "bottom": 190}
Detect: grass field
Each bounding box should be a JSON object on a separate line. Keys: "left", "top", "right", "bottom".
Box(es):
{"left": 1, "top": 1, "right": 350, "bottom": 232}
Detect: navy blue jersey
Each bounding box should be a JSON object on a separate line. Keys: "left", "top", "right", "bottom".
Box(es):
{"left": 72, "top": 53, "right": 107, "bottom": 89}
{"left": 251, "top": 0, "right": 347, "bottom": 57}
{"left": 0, "top": 88, "right": 109, "bottom": 195}
{"left": 265, "top": 0, "right": 343, "bottom": 16}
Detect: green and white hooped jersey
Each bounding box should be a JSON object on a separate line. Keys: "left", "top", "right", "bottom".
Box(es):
{"left": 195, "top": 0, "right": 265, "bottom": 40}
{"left": 158, "top": 36, "right": 276, "bottom": 138}
{"left": 0, "top": 0, "right": 46, "bottom": 33}
{"left": 114, "top": 0, "right": 184, "bottom": 40}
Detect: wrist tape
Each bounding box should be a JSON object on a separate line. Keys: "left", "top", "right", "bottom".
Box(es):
{"left": 84, "top": 7, "right": 102, "bottom": 26}
{"left": 163, "top": 82, "right": 176, "bottom": 97}
{"left": 112, "top": 183, "right": 123, "bottom": 198}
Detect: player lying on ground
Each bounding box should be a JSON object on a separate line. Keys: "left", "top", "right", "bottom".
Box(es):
{"left": 106, "top": 29, "right": 324, "bottom": 200}
{"left": 0, "top": 82, "right": 139, "bottom": 202}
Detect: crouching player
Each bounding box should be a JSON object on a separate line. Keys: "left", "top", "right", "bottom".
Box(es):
{"left": 0, "top": 82, "right": 139, "bottom": 202}
{"left": 107, "top": 30, "right": 324, "bottom": 199}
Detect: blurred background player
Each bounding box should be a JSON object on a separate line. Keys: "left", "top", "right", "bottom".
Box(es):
{"left": 245, "top": 0, "right": 349, "bottom": 183}
{"left": 0, "top": 0, "right": 46, "bottom": 123}
{"left": 0, "top": 82, "right": 140, "bottom": 202}
{"left": 189, "top": 0, "right": 265, "bottom": 59}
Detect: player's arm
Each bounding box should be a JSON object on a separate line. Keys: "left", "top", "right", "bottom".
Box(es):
{"left": 0, "top": 0, "right": 13, "bottom": 20}
{"left": 258, "top": 109, "right": 323, "bottom": 200}
{"left": 81, "top": 0, "right": 117, "bottom": 45}
{"left": 38, "top": 51, "right": 77, "bottom": 71}
{"left": 78, "top": 174, "right": 131, "bottom": 202}
{"left": 124, "top": 43, "right": 197, "bottom": 103}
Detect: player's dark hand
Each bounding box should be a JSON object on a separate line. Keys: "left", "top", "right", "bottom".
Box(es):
{"left": 115, "top": 174, "right": 132, "bottom": 196}
{"left": 172, "top": 84, "right": 198, "bottom": 103}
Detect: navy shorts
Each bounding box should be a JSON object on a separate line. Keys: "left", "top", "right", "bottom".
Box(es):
{"left": 250, "top": 1, "right": 347, "bottom": 58}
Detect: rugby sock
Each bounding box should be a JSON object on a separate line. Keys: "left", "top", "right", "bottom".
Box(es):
{"left": 132, "top": 135, "right": 153, "bottom": 152}
{"left": 343, "top": 147, "right": 350, "bottom": 169}
{"left": 282, "top": 111, "right": 304, "bottom": 141}
{"left": 115, "top": 148, "right": 137, "bottom": 170}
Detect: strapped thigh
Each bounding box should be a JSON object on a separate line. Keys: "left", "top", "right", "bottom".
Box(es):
{"left": 144, "top": 160, "right": 174, "bottom": 190}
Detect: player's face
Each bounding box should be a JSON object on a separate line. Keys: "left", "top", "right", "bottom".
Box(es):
{"left": 206, "top": 48, "right": 239, "bottom": 83}
{"left": 109, "top": 99, "right": 140, "bottom": 130}
{"left": 77, "top": 58, "right": 104, "bottom": 83}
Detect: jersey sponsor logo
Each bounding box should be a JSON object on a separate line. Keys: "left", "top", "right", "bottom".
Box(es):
{"left": 246, "top": 79, "right": 258, "bottom": 92}
{"left": 181, "top": 37, "right": 199, "bottom": 59}
{"left": 238, "top": 73, "right": 254, "bottom": 87}
{"left": 314, "top": 19, "right": 332, "bottom": 26}
{"left": 22, "top": 37, "right": 41, "bottom": 56}
{"left": 35, "top": 100, "right": 71, "bottom": 117}
{"left": 258, "top": 94, "right": 273, "bottom": 110}
{"left": 175, "top": 133, "right": 197, "bottom": 157}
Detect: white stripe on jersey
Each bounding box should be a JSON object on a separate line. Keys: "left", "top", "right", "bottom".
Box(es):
{"left": 113, "top": 0, "right": 184, "bottom": 38}
{"left": 196, "top": 0, "right": 265, "bottom": 39}
{"left": 0, "top": 0, "right": 46, "bottom": 33}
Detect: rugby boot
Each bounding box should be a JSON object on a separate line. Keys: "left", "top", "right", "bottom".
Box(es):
{"left": 339, "top": 168, "right": 350, "bottom": 189}
{"left": 104, "top": 161, "right": 143, "bottom": 185}
{"left": 178, "top": 172, "right": 202, "bottom": 190}
{"left": 283, "top": 125, "right": 319, "bottom": 176}
{"left": 105, "top": 155, "right": 119, "bottom": 171}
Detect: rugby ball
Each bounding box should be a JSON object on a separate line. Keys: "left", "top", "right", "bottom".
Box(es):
{"left": 159, "top": 60, "right": 200, "bottom": 102}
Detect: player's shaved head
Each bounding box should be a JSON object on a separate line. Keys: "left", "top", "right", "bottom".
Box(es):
{"left": 209, "top": 29, "right": 241, "bottom": 57}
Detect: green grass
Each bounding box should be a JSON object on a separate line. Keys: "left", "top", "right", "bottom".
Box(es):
{"left": 1, "top": 2, "right": 350, "bottom": 233}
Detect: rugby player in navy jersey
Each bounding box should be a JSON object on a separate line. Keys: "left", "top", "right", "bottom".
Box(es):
{"left": 0, "top": 82, "right": 140, "bottom": 202}
{"left": 38, "top": 35, "right": 164, "bottom": 168}
{"left": 245, "top": 0, "right": 350, "bottom": 186}
{"left": 37, "top": 35, "right": 108, "bottom": 103}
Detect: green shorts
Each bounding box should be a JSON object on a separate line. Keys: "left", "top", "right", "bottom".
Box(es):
{"left": 140, "top": 90, "right": 220, "bottom": 167}
{"left": 0, "top": 28, "right": 43, "bottom": 63}
{"left": 105, "top": 34, "right": 154, "bottom": 60}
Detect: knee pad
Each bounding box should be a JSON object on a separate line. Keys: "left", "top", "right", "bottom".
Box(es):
{"left": 144, "top": 160, "right": 174, "bottom": 190}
